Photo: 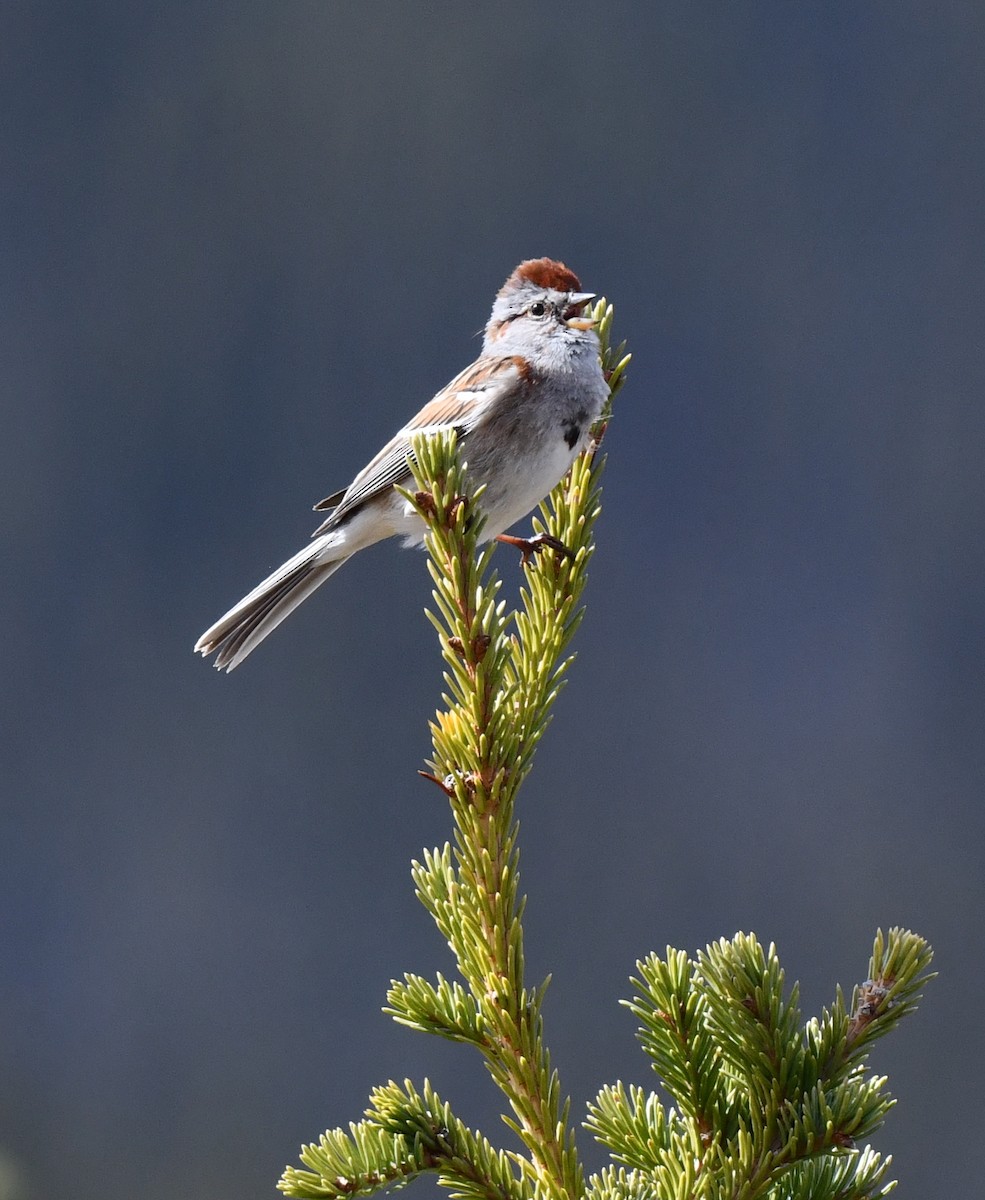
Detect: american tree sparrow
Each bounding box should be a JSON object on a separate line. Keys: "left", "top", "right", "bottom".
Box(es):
{"left": 195, "top": 258, "right": 608, "bottom": 670}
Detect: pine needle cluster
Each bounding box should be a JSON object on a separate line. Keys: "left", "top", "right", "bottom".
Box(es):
{"left": 279, "top": 303, "right": 931, "bottom": 1200}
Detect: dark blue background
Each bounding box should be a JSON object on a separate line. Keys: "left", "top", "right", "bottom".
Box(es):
{"left": 2, "top": 4, "right": 981, "bottom": 1197}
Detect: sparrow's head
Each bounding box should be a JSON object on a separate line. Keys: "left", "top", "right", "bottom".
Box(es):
{"left": 484, "top": 258, "right": 597, "bottom": 358}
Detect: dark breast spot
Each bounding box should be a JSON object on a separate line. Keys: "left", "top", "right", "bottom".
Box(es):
{"left": 562, "top": 408, "right": 589, "bottom": 450}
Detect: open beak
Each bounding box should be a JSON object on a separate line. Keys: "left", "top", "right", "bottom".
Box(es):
{"left": 564, "top": 291, "right": 597, "bottom": 330}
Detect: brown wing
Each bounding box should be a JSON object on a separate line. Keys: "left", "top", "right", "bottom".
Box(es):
{"left": 312, "top": 355, "right": 524, "bottom": 534}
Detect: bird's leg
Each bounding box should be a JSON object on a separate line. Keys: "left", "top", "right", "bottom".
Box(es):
{"left": 495, "top": 532, "right": 574, "bottom": 566}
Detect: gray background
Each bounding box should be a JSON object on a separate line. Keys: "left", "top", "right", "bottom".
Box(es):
{"left": 2, "top": 3, "right": 982, "bottom": 1197}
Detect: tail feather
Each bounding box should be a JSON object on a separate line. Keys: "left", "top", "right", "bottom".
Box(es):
{"left": 195, "top": 541, "right": 351, "bottom": 672}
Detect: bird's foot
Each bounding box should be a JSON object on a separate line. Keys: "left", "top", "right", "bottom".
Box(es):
{"left": 495, "top": 531, "right": 574, "bottom": 566}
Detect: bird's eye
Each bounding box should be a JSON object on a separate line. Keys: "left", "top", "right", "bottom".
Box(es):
{"left": 529, "top": 301, "right": 547, "bottom": 317}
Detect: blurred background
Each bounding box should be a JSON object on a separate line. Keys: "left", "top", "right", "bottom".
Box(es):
{"left": 2, "top": 3, "right": 982, "bottom": 1197}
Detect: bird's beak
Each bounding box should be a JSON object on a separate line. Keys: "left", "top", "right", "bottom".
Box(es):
{"left": 564, "top": 291, "right": 597, "bottom": 330}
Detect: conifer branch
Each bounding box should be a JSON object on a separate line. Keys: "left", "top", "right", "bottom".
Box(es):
{"left": 587, "top": 928, "right": 934, "bottom": 1200}
{"left": 279, "top": 302, "right": 931, "bottom": 1200}
{"left": 399, "top": 424, "right": 599, "bottom": 1200}
{"left": 281, "top": 299, "right": 626, "bottom": 1200}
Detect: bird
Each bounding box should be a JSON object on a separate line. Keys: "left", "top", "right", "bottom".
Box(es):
{"left": 194, "top": 257, "right": 608, "bottom": 671}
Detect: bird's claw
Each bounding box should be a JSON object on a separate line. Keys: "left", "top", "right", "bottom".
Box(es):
{"left": 495, "top": 532, "right": 574, "bottom": 566}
